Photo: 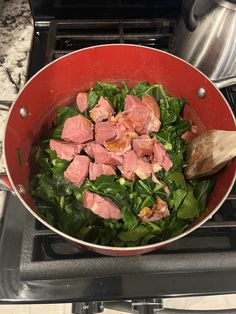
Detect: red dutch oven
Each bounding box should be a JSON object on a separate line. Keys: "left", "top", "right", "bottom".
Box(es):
{"left": 3, "top": 44, "right": 236, "bottom": 256}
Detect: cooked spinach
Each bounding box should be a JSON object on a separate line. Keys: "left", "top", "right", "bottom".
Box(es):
{"left": 88, "top": 81, "right": 130, "bottom": 112}
{"left": 29, "top": 81, "right": 215, "bottom": 247}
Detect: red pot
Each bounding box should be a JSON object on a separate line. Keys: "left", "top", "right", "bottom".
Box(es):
{"left": 3, "top": 44, "right": 236, "bottom": 256}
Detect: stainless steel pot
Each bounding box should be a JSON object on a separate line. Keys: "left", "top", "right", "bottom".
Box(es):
{"left": 170, "top": 0, "right": 236, "bottom": 89}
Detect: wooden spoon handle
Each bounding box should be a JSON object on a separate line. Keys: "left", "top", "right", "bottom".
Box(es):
{"left": 212, "top": 130, "right": 236, "bottom": 161}
{"left": 185, "top": 130, "right": 236, "bottom": 179}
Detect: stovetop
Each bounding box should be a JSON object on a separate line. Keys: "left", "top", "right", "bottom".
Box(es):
{"left": 0, "top": 13, "right": 236, "bottom": 307}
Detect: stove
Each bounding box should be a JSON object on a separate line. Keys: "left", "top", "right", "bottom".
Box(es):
{"left": 0, "top": 0, "right": 236, "bottom": 312}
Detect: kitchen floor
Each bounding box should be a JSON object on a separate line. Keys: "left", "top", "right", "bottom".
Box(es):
{"left": 1, "top": 295, "right": 236, "bottom": 313}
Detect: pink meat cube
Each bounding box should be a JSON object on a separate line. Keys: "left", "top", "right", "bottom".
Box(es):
{"left": 153, "top": 142, "right": 173, "bottom": 171}
{"left": 95, "top": 121, "right": 117, "bottom": 144}
{"left": 83, "top": 190, "right": 121, "bottom": 219}
{"left": 104, "top": 132, "right": 137, "bottom": 154}
{"left": 64, "top": 155, "right": 90, "bottom": 187}
{"left": 134, "top": 159, "right": 153, "bottom": 180}
{"left": 92, "top": 144, "right": 123, "bottom": 166}
{"left": 89, "top": 163, "right": 116, "bottom": 181}
{"left": 124, "top": 95, "right": 150, "bottom": 134}
{"left": 62, "top": 114, "right": 94, "bottom": 144}
{"left": 50, "top": 139, "right": 83, "bottom": 161}
{"left": 76, "top": 92, "right": 88, "bottom": 113}
{"left": 132, "top": 136, "right": 156, "bottom": 157}
{"left": 89, "top": 96, "right": 115, "bottom": 122}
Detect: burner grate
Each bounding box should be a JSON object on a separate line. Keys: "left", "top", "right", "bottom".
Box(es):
{"left": 45, "top": 19, "right": 176, "bottom": 63}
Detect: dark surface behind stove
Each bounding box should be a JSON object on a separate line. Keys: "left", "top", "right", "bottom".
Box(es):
{"left": 1, "top": 9, "right": 236, "bottom": 303}
{"left": 29, "top": 0, "right": 181, "bottom": 21}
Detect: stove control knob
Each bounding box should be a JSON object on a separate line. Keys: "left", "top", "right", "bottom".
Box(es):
{"left": 72, "top": 302, "right": 104, "bottom": 314}
{"left": 132, "top": 299, "right": 163, "bottom": 314}
{"left": 72, "top": 302, "right": 90, "bottom": 314}
{"left": 93, "top": 301, "right": 104, "bottom": 313}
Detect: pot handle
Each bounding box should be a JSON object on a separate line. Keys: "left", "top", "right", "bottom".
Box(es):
{"left": 0, "top": 174, "right": 13, "bottom": 191}
{"left": 182, "top": 0, "right": 198, "bottom": 32}
{"left": 212, "top": 76, "right": 236, "bottom": 89}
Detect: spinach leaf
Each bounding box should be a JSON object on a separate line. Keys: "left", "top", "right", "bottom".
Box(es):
{"left": 90, "top": 175, "right": 119, "bottom": 192}
{"left": 30, "top": 174, "right": 62, "bottom": 207}
{"left": 54, "top": 103, "right": 78, "bottom": 126}
{"left": 134, "top": 178, "right": 155, "bottom": 197}
{"left": 176, "top": 118, "right": 190, "bottom": 136}
{"left": 132, "top": 195, "right": 143, "bottom": 214}
{"left": 120, "top": 207, "right": 138, "bottom": 230}
{"left": 190, "top": 178, "right": 215, "bottom": 212}
{"left": 172, "top": 189, "right": 187, "bottom": 209}
{"left": 87, "top": 82, "right": 129, "bottom": 112}
{"left": 140, "top": 196, "right": 155, "bottom": 209}
{"left": 118, "top": 224, "right": 151, "bottom": 242}
{"left": 79, "top": 225, "right": 101, "bottom": 244}
{"left": 177, "top": 186, "right": 200, "bottom": 219}
{"left": 152, "top": 125, "right": 176, "bottom": 150}
{"left": 140, "top": 222, "right": 162, "bottom": 245}
{"left": 168, "top": 97, "right": 186, "bottom": 116}
{"left": 161, "top": 213, "right": 189, "bottom": 239}
{"left": 132, "top": 82, "right": 152, "bottom": 97}
{"left": 132, "top": 82, "right": 170, "bottom": 103}
{"left": 166, "top": 171, "right": 187, "bottom": 190}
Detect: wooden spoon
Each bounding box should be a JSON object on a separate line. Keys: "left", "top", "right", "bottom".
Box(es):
{"left": 185, "top": 130, "right": 236, "bottom": 179}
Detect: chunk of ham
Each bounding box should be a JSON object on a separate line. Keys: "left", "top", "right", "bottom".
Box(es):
{"left": 50, "top": 139, "right": 84, "bottom": 161}
{"left": 120, "top": 150, "right": 158, "bottom": 182}
{"left": 64, "top": 155, "right": 90, "bottom": 187}
{"left": 124, "top": 95, "right": 150, "bottom": 134}
{"left": 89, "top": 163, "right": 116, "bottom": 181}
{"left": 134, "top": 159, "right": 153, "bottom": 180}
{"left": 118, "top": 166, "right": 136, "bottom": 181}
{"left": 95, "top": 121, "right": 117, "bottom": 144}
{"left": 123, "top": 150, "right": 138, "bottom": 172}
{"left": 89, "top": 96, "right": 115, "bottom": 122}
{"left": 139, "top": 197, "right": 170, "bottom": 221}
{"left": 141, "top": 94, "right": 161, "bottom": 133}
{"left": 152, "top": 162, "right": 162, "bottom": 173}
{"left": 83, "top": 190, "right": 121, "bottom": 219}
{"left": 141, "top": 94, "right": 160, "bottom": 119}
{"left": 83, "top": 141, "right": 95, "bottom": 158}
{"left": 132, "top": 136, "right": 156, "bottom": 157}
{"left": 62, "top": 114, "right": 94, "bottom": 144}
{"left": 76, "top": 92, "right": 88, "bottom": 113}
{"left": 153, "top": 142, "right": 173, "bottom": 171}
{"left": 119, "top": 150, "right": 138, "bottom": 181}
{"left": 104, "top": 132, "right": 138, "bottom": 154}
{"left": 112, "top": 112, "right": 135, "bottom": 137}
{"left": 86, "top": 143, "right": 123, "bottom": 166}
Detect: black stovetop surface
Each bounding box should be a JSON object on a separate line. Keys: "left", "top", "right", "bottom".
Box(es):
{"left": 0, "top": 15, "right": 236, "bottom": 304}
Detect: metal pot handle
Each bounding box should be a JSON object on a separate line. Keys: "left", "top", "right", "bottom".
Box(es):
{"left": 212, "top": 76, "right": 236, "bottom": 89}
{"left": 182, "top": 0, "right": 198, "bottom": 32}
{"left": 0, "top": 174, "right": 13, "bottom": 191}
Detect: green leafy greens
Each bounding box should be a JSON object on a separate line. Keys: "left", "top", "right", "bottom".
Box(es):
{"left": 29, "top": 82, "right": 215, "bottom": 247}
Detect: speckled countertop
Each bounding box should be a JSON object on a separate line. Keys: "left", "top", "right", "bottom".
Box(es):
{"left": 0, "top": 0, "right": 33, "bottom": 217}
{"left": 0, "top": 0, "right": 33, "bottom": 101}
